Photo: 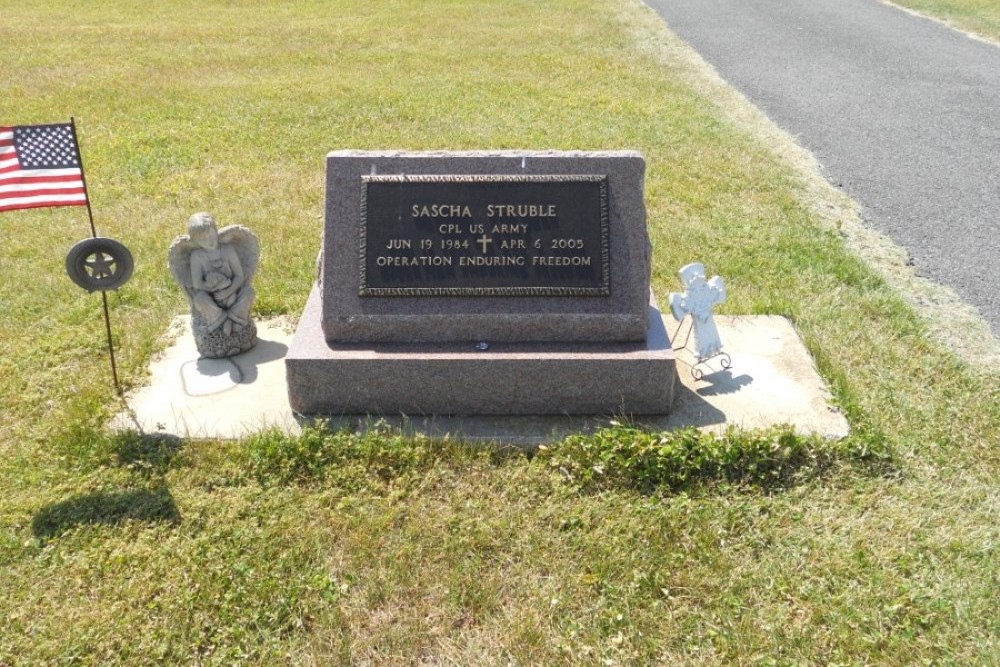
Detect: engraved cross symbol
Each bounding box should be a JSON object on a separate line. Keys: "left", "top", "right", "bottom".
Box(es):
{"left": 476, "top": 234, "right": 493, "bottom": 254}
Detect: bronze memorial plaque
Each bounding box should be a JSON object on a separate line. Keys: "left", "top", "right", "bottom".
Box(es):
{"left": 359, "top": 174, "right": 609, "bottom": 296}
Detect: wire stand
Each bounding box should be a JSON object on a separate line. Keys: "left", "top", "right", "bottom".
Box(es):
{"left": 670, "top": 315, "right": 732, "bottom": 381}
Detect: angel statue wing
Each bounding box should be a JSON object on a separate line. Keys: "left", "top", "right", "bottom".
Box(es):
{"left": 218, "top": 225, "right": 261, "bottom": 285}
{"left": 167, "top": 235, "right": 200, "bottom": 299}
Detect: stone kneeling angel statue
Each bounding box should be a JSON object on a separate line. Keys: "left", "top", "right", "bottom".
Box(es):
{"left": 169, "top": 212, "right": 260, "bottom": 358}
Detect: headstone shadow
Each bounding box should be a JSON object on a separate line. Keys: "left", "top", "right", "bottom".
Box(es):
{"left": 666, "top": 382, "right": 729, "bottom": 429}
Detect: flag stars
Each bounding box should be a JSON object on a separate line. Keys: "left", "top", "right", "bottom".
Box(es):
{"left": 13, "top": 124, "right": 81, "bottom": 171}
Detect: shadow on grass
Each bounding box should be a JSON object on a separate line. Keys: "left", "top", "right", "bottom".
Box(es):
{"left": 34, "top": 431, "right": 186, "bottom": 541}
{"left": 32, "top": 485, "right": 180, "bottom": 540}
{"left": 111, "top": 432, "right": 183, "bottom": 477}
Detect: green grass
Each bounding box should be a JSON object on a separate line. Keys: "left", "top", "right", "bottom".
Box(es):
{"left": 890, "top": 0, "right": 1000, "bottom": 42}
{"left": 1, "top": 0, "right": 998, "bottom": 664}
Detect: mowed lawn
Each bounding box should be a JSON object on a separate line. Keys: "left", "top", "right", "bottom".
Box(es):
{"left": 1, "top": 0, "right": 997, "bottom": 664}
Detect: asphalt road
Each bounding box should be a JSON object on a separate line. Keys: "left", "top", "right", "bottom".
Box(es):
{"left": 644, "top": 0, "right": 1000, "bottom": 335}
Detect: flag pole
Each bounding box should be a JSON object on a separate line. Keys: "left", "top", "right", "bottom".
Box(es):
{"left": 69, "top": 117, "right": 122, "bottom": 397}
{"left": 69, "top": 118, "right": 98, "bottom": 239}
{"left": 100, "top": 292, "right": 122, "bottom": 397}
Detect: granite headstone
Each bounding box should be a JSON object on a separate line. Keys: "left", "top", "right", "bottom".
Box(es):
{"left": 286, "top": 150, "right": 677, "bottom": 415}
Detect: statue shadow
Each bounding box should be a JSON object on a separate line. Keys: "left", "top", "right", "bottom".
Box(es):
{"left": 32, "top": 485, "right": 180, "bottom": 541}
{"left": 230, "top": 338, "right": 289, "bottom": 385}
{"left": 191, "top": 357, "right": 242, "bottom": 383}
{"left": 693, "top": 369, "right": 754, "bottom": 397}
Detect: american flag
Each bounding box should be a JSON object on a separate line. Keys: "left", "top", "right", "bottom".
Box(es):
{"left": 0, "top": 123, "right": 88, "bottom": 212}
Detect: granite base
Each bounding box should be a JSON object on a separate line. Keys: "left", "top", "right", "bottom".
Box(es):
{"left": 286, "top": 285, "right": 677, "bottom": 416}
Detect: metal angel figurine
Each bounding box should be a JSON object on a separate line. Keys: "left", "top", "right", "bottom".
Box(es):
{"left": 669, "top": 262, "right": 726, "bottom": 361}
{"left": 168, "top": 212, "right": 260, "bottom": 358}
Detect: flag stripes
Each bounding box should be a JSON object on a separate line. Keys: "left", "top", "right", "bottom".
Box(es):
{"left": 0, "top": 125, "right": 88, "bottom": 212}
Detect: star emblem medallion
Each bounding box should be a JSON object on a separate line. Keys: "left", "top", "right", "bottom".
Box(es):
{"left": 65, "top": 237, "right": 134, "bottom": 292}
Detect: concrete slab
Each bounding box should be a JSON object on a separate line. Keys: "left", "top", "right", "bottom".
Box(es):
{"left": 113, "top": 314, "right": 848, "bottom": 442}
{"left": 664, "top": 316, "right": 849, "bottom": 439}
{"left": 111, "top": 317, "right": 300, "bottom": 439}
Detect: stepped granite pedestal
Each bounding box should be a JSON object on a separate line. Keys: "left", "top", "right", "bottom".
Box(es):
{"left": 286, "top": 150, "right": 677, "bottom": 416}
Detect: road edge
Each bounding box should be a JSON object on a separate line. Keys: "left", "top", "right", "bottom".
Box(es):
{"left": 623, "top": 0, "right": 1000, "bottom": 368}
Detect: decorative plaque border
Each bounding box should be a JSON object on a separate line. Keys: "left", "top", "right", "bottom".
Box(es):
{"left": 358, "top": 174, "right": 610, "bottom": 297}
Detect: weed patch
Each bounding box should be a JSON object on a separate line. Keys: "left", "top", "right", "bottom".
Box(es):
{"left": 52, "top": 427, "right": 186, "bottom": 477}
{"left": 239, "top": 422, "right": 487, "bottom": 489}
{"left": 537, "top": 425, "right": 893, "bottom": 494}
{"left": 236, "top": 422, "right": 892, "bottom": 497}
